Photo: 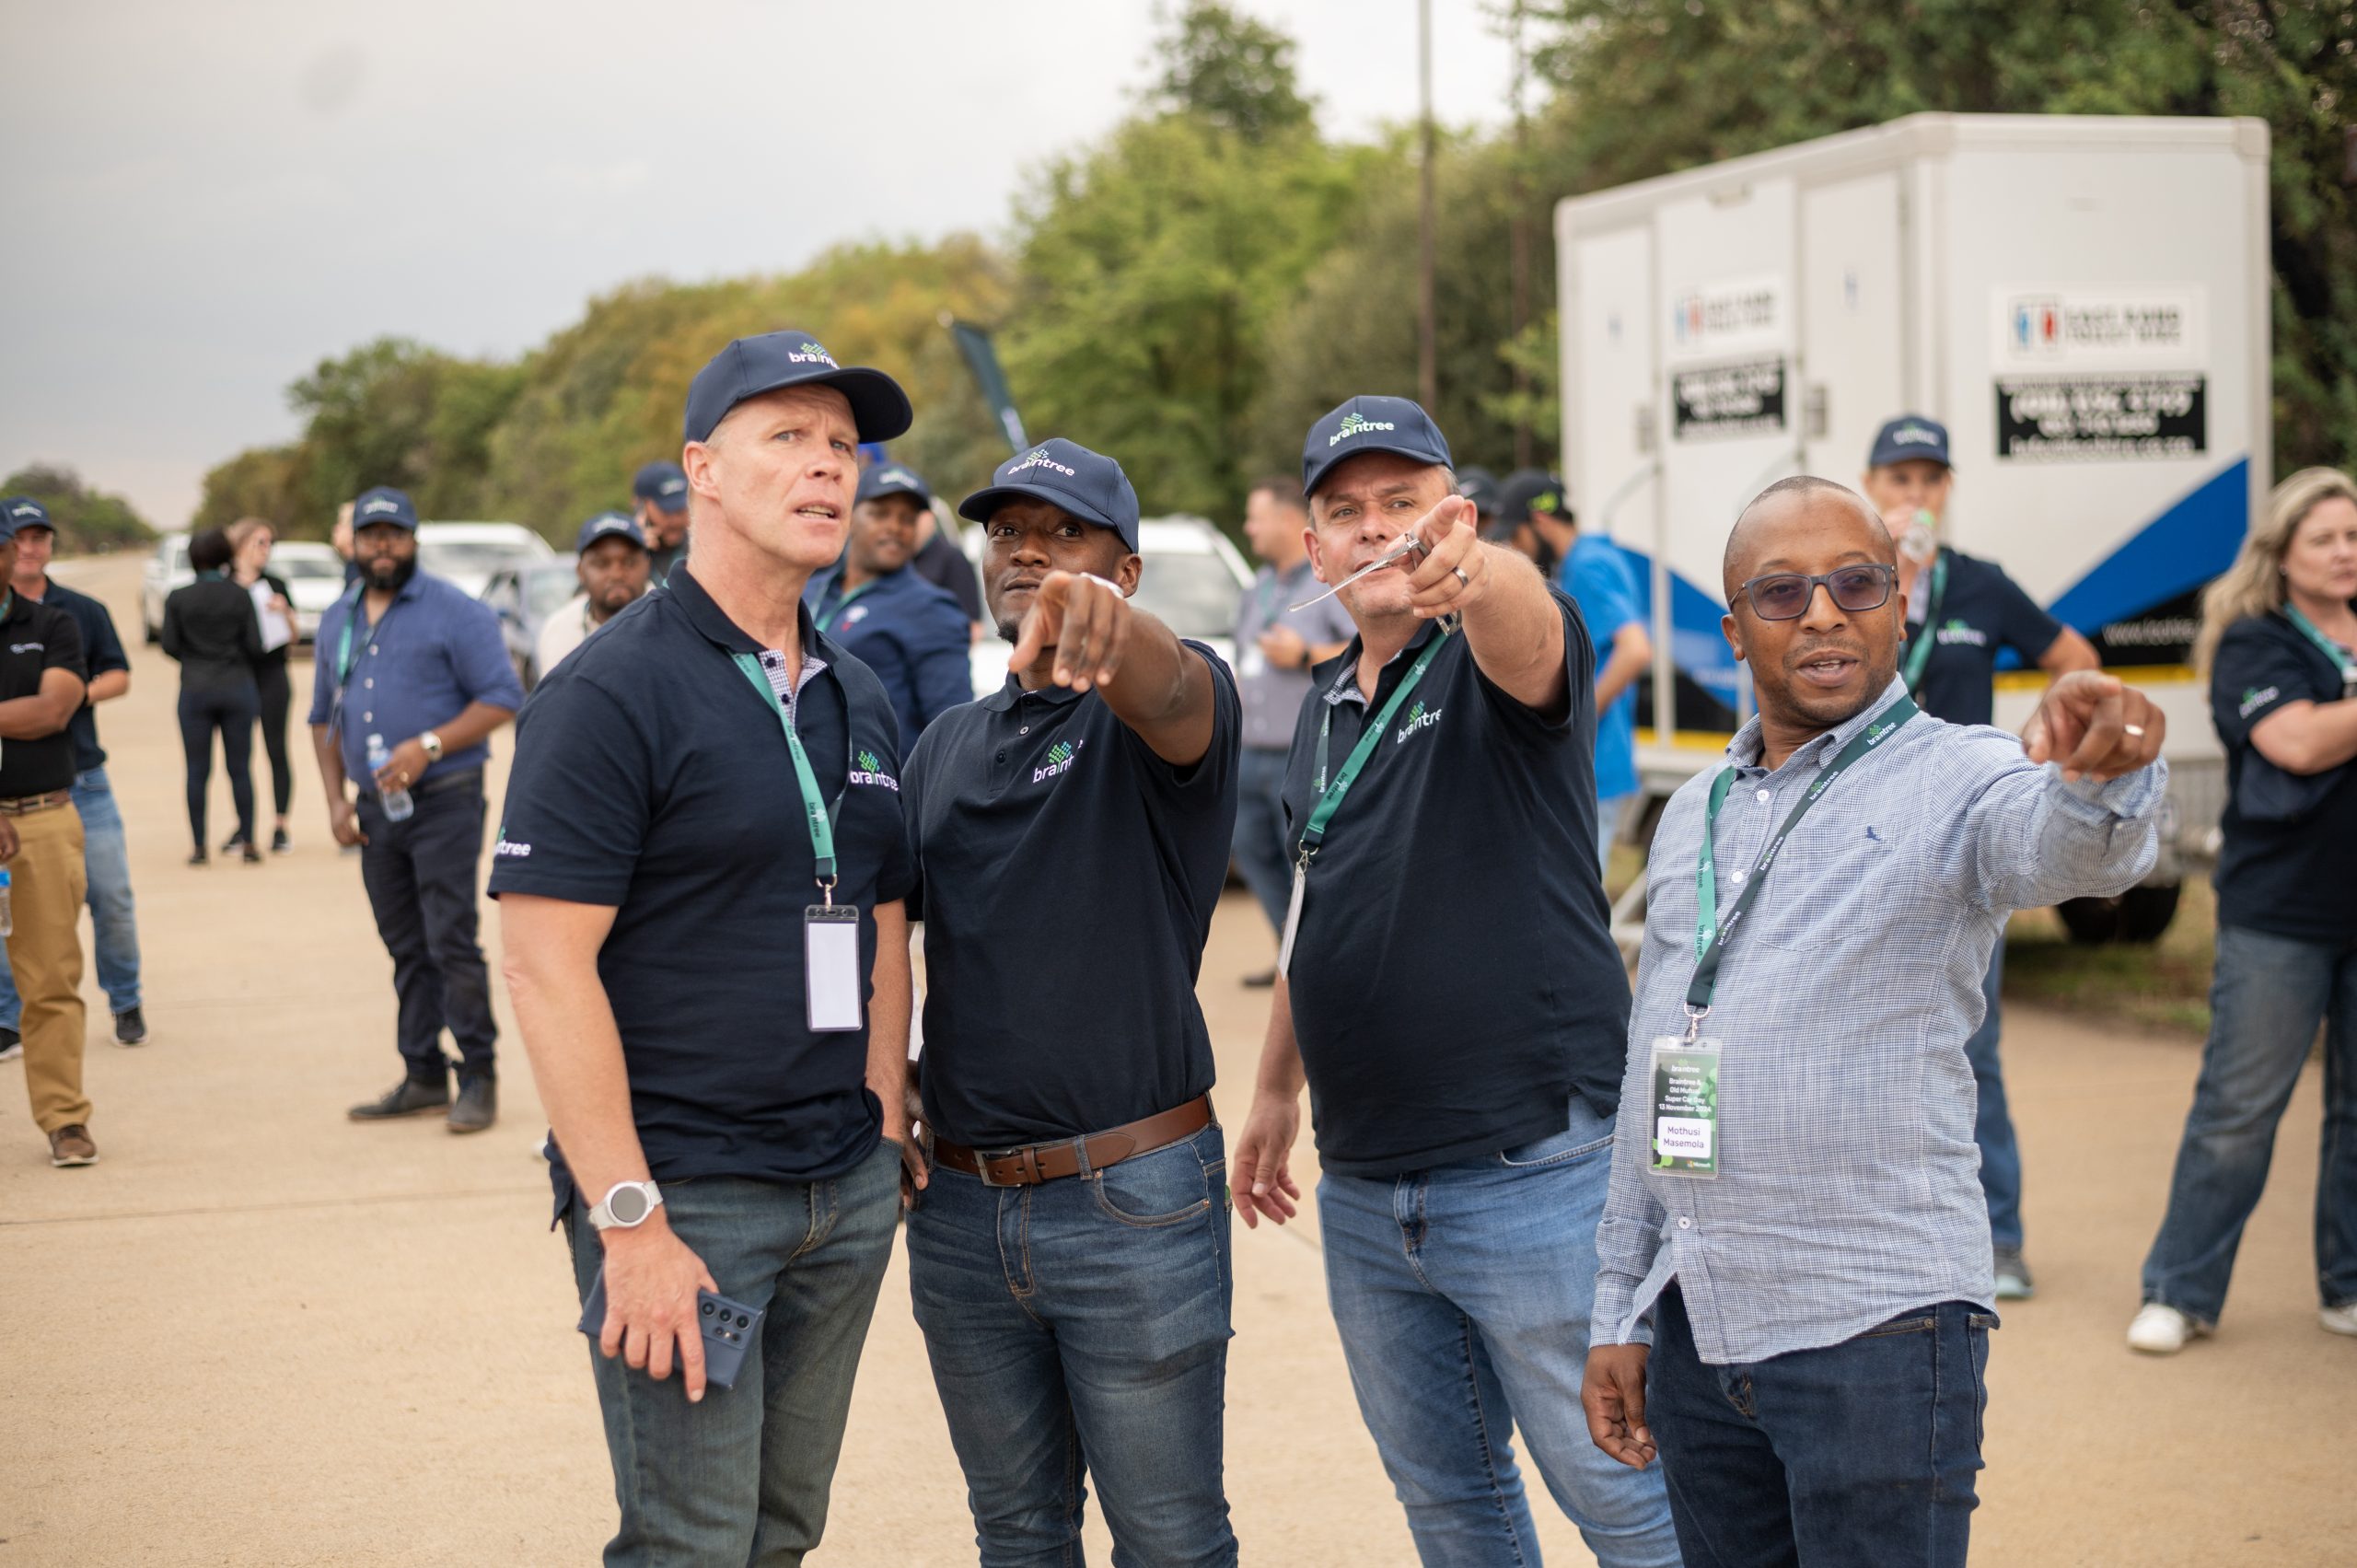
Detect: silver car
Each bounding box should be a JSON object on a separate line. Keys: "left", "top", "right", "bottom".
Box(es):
{"left": 140, "top": 531, "right": 192, "bottom": 645}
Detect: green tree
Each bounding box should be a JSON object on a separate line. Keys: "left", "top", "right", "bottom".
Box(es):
{"left": 287, "top": 337, "right": 522, "bottom": 522}
{"left": 0, "top": 464, "right": 155, "bottom": 552}
{"left": 192, "top": 444, "right": 317, "bottom": 536}
{"left": 1149, "top": 1, "right": 1317, "bottom": 144}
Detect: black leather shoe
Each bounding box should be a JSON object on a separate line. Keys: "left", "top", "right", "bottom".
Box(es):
{"left": 348, "top": 1076, "right": 450, "bottom": 1121}
{"left": 447, "top": 1077, "right": 497, "bottom": 1134}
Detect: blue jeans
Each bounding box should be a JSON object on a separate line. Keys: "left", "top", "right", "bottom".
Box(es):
{"left": 563, "top": 1138, "right": 901, "bottom": 1567}
{"left": 1965, "top": 936, "right": 2023, "bottom": 1250}
{"left": 906, "top": 1123, "right": 1237, "bottom": 1567}
{"left": 1316, "top": 1098, "right": 1680, "bottom": 1568}
{"left": 0, "top": 767, "right": 142, "bottom": 1028}
{"left": 1646, "top": 1285, "right": 1992, "bottom": 1568}
{"left": 1230, "top": 747, "right": 1293, "bottom": 934}
{"left": 2140, "top": 922, "right": 2357, "bottom": 1323}
{"left": 1596, "top": 792, "right": 1633, "bottom": 874}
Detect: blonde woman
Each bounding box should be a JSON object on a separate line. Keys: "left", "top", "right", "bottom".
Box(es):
{"left": 2131, "top": 468, "right": 2357, "bottom": 1353}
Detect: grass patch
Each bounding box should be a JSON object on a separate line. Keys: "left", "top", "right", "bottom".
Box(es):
{"left": 2003, "top": 877, "right": 2216, "bottom": 1039}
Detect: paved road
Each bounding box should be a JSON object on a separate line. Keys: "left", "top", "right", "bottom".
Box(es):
{"left": 2, "top": 555, "right": 2349, "bottom": 1565}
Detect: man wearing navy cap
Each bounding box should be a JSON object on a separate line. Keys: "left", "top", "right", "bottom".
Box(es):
{"left": 497, "top": 330, "right": 921, "bottom": 1564}
{"left": 536, "top": 511, "right": 652, "bottom": 679}
{"left": 1230, "top": 397, "right": 1680, "bottom": 1565}
{"left": 0, "top": 501, "right": 94, "bottom": 1167}
{"left": 803, "top": 463, "right": 972, "bottom": 741}
{"left": 1861, "top": 413, "right": 2098, "bottom": 1302}
{"left": 309, "top": 486, "right": 523, "bottom": 1133}
{"left": 633, "top": 460, "right": 691, "bottom": 587}
{"left": 900, "top": 436, "right": 1243, "bottom": 1563}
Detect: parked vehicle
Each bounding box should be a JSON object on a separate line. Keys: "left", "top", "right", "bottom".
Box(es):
{"left": 415, "top": 521, "right": 552, "bottom": 599}
{"left": 141, "top": 531, "right": 192, "bottom": 644}
{"left": 482, "top": 556, "right": 583, "bottom": 691}
{"left": 1555, "top": 112, "right": 2270, "bottom": 943}
{"left": 266, "top": 541, "right": 347, "bottom": 643}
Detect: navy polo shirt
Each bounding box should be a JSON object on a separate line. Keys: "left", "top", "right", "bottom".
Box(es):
{"left": 490, "top": 567, "right": 915, "bottom": 1202}
{"left": 307, "top": 572, "right": 524, "bottom": 784}
{"left": 806, "top": 563, "right": 975, "bottom": 743}
{"left": 903, "top": 644, "right": 1242, "bottom": 1147}
{"left": 30, "top": 580, "right": 128, "bottom": 773}
{"left": 1906, "top": 549, "right": 2064, "bottom": 727}
{"left": 2210, "top": 611, "right": 2357, "bottom": 943}
{"left": 1282, "top": 593, "right": 1626, "bottom": 1176}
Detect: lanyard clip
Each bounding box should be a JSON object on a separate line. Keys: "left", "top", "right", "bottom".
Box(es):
{"left": 818, "top": 877, "right": 837, "bottom": 909}
{"left": 1682, "top": 1005, "right": 1709, "bottom": 1044}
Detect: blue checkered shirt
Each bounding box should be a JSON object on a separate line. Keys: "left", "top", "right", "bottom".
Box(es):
{"left": 1593, "top": 679, "right": 2164, "bottom": 1365}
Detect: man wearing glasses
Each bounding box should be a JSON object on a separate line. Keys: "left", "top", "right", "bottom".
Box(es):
{"left": 1582, "top": 476, "right": 2164, "bottom": 1568}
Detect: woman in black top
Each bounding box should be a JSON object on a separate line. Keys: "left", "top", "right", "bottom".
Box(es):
{"left": 2131, "top": 467, "right": 2357, "bottom": 1354}
{"left": 226, "top": 517, "right": 297, "bottom": 854}
{"left": 160, "top": 527, "right": 263, "bottom": 865}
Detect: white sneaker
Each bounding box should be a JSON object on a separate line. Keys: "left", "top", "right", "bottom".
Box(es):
{"left": 2321, "top": 1303, "right": 2357, "bottom": 1338}
{"left": 2127, "top": 1302, "right": 2206, "bottom": 1354}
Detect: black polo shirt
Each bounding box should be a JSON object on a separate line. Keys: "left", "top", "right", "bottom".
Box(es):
{"left": 29, "top": 581, "right": 127, "bottom": 773}
{"left": 488, "top": 566, "right": 915, "bottom": 1207}
{"left": 1283, "top": 593, "right": 1626, "bottom": 1177}
{"left": 2210, "top": 610, "right": 2357, "bottom": 943}
{"left": 0, "top": 594, "right": 87, "bottom": 798}
{"left": 903, "top": 644, "right": 1241, "bottom": 1147}
{"left": 1906, "top": 549, "right": 2064, "bottom": 726}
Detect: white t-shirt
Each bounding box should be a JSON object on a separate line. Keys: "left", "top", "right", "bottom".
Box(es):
{"left": 535, "top": 596, "right": 599, "bottom": 677}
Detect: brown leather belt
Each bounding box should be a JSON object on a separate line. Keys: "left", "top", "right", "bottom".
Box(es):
{"left": 0, "top": 790, "right": 73, "bottom": 816}
{"left": 932, "top": 1095, "right": 1214, "bottom": 1188}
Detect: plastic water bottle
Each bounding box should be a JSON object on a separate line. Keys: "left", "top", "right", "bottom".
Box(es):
{"left": 0, "top": 869, "right": 13, "bottom": 939}
{"left": 366, "top": 734, "right": 414, "bottom": 822}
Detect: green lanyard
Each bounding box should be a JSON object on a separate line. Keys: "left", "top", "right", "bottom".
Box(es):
{"left": 1899, "top": 551, "right": 1949, "bottom": 695}
{"left": 730, "top": 651, "right": 842, "bottom": 899}
{"left": 1687, "top": 696, "right": 1922, "bottom": 1028}
{"left": 1298, "top": 630, "right": 1451, "bottom": 859}
{"left": 2282, "top": 604, "right": 2357, "bottom": 694}
{"left": 332, "top": 584, "right": 376, "bottom": 688}
{"left": 818, "top": 578, "right": 879, "bottom": 634}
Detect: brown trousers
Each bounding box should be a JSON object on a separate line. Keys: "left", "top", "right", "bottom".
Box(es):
{"left": 9, "top": 803, "right": 89, "bottom": 1132}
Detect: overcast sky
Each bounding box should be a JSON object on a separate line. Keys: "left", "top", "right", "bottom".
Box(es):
{"left": 1, "top": 0, "right": 1521, "bottom": 528}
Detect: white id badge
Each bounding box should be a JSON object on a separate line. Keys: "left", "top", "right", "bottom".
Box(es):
{"left": 1275, "top": 862, "right": 1306, "bottom": 977}
{"left": 805, "top": 906, "right": 863, "bottom": 1033}
{"left": 1647, "top": 1035, "right": 1722, "bottom": 1179}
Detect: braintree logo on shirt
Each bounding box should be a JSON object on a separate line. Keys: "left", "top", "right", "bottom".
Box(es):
{"left": 1033, "top": 738, "right": 1086, "bottom": 783}
{"left": 493, "top": 832, "right": 532, "bottom": 858}
{"left": 8, "top": 642, "right": 44, "bottom": 655}
{"left": 841, "top": 604, "right": 871, "bottom": 628}
{"left": 851, "top": 749, "right": 900, "bottom": 792}
{"left": 2238, "top": 685, "right": 2280, "bottom": 719}
{"left": 1011, "top": 447, "right": 1077, "bottom": 478}
{"left": 786, "top": 340, "right": 838, "bottom": 366}
{"left": 1394, "top": 700, "right": 1443, "bottom": 745}
{"left": 1329, "top": 411, "right": 1398, "bottom": 447}
{"left": 1933, "top": 619, "right": 1988, "bottom": 647}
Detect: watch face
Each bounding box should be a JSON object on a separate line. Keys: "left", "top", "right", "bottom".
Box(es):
{"left": 609, "top": 1185, "right": 651, "bottom": 1225}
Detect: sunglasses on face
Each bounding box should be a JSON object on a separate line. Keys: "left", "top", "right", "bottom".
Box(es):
{"left": 1736, "top": 563, "right": 1898, "bottom": 621}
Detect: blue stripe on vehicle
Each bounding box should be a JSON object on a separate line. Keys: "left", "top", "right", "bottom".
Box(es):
{"left": 1614, "top": 543, "right": 1741, "bottom": 705}
{"left": 2047, "top": 457, "right": 2249, "bottom": 633}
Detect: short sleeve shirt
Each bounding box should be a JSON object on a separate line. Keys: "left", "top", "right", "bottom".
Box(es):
{"left": 34, "top": 582, "right": 127, "bottom": 773}
{"left": 488, "top": 566, "right": 915, "bottom": 1202}
{"left": 2209, "top": 611, "right": 2357, "bottom": 942}
{"left": 1234, "top": 559, "right": 1358, "bottom": 751}
{"left": 0, "top": 595, "right": 87, "bottom": 796}
{"left": 1561, "top": 536, "right": 1643, "bottom": 799}
{"left": 903, "top": 645, "right": 1242, "bottom": 1147}
{"left": 1906, "top": 550, "right": 2065, "bottom": 727}
{"left": 807, "top": 565, "right": 976, "bottom": 744}
{"left": 1282, "top": 595, "right": 1628, "bottom": 1176}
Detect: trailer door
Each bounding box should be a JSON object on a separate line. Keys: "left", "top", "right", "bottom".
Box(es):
{"left": 1800, "top": 171, "right": 1908, "bottom": 484}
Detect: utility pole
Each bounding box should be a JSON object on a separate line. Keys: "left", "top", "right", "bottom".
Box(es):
{"left": 1508, "top": 0, "right": 1532, "bottom": 467}
{"left": 1418, "top": 0, "right": 1438, "bottom": 412}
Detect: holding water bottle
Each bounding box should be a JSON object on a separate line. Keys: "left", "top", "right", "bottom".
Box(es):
{"left": 366, "top": 734, "right": 414, "bottom": 822}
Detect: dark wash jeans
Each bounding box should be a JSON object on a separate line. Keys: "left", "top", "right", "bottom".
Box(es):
{"left": 1646, "top": 1285, "right": 1993, "bottom": 1568}
{"left": 356, "top": 770, "right": 496, "bottom": 1083}
{"left": 2141, "top": 922, "right": 2357, "bottom": 1322}
{"left": 1228, "top": 747, "right": 1295, "bottom": 934}
{"left": 564, "top": 1139, "right": 900, "bottom": 1568}
{"left": 905, "top": 1123, "right": 1237, "bottom": 1568}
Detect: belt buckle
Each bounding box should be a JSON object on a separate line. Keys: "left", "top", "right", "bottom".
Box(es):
{"left": 977, "top": 1144, "right": 1040, "bottom": 1188}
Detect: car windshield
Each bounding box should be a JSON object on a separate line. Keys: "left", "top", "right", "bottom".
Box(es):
{"left": 166, "top": 541, "right": 190, "bottom": 572}
{"left": 525, "top": 568, "right": 580, "bottom": 619}
{"left": 421, "top": 541, "right": 539, "bottom": 575}
{"left": 1132, "top": 552, "right": 1241, "bottom": 639}
{"left": 271, "top": 553, "right": 343, "bottom": 581}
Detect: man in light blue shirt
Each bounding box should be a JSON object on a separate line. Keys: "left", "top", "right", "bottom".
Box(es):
{"left": 1582, "top": 476, "right": 2165, "bottom": 1568}
{"left": 1499, "top": 470, "right": 1652, "bottom": 867}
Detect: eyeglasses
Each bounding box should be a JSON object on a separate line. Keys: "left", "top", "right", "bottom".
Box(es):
{"left": 1736, "top": 563, "right": 1898, "bottom": 621}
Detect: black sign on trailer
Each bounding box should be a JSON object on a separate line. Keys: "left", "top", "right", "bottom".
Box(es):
{"left": 1995, "top": 374, "right": 2208, "bottom": 461}
{"left": 1672, "top": 357, "right": 1787, "bottom": 441}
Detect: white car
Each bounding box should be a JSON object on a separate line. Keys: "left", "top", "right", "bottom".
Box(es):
{"left": 265, "top": 541, "right": 348, "bottom": 643}
{"left": 964, "top": 514, "right": 1253, "bottom": 698}
{"left": 415, "top": 521, "right": 552, "bottom": 600}
{"left": 140, "top": 531, "right": 192, "bottom": 645}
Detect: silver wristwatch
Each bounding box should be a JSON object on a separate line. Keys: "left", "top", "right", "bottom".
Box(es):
{"left": 419, "top": 729, "right": 445, "bottom": 762}
{"left": 587, "top": 1179, "right": 663, "bottom": 1231}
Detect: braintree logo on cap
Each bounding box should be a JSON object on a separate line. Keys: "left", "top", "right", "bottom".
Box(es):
{"left": 658, "top": 477, "right": 687, "bottom": 496}
{"left": 880, "top": 469, "right": 917, "bottom": 488}
{"left": 786, "top": 340, "right": 839, "bottom": 366}
{"left": 1891, "top": 424, "right": 1941, "bottom": 447}
{"left": 1011, "top": 447, "right": 1078, "bottom": 478}
{"left": 361, "top": 496, "right": 401, "bottom": 516}
{"left": 1329, "top": 411, "right": 1399, "bottom": 447}
{"left": 6, "top": 503, "right": 39, "bottom": 518}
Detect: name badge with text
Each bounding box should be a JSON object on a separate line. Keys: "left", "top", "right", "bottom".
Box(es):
{"left": 1648, "top": 1035, "right": 1721, "bottom": 1178}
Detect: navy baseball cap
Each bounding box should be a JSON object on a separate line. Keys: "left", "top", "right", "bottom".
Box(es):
{"left": 352, "top": 487, "right": 419, "bottom": 531}
{"left": 856, "top": 462, "right": 930, "bottom": 507}
{"left": 575, "top": 511, "right": 647, "bottom": 553}
{"left": 1302, "top": 395, "right": 1455, "bottom": 498}
{"left": 1866, "top": 414, "right": 1952, "bottom": 471}
{"left": 0, "top": 496, "right": 52, "bottom": 541}
{"left": 958, "top": 439, "right": 1140, "bottom": 552}
{"left": 633, "top": 461, "right": 690, "bottom": 514}
{"left": 1498, "top": 469, "right": 1571, "bottom": 526}
{"left": 1457, "top": 466, "right": 1499, "bottom": 516}
{"left": 683, "top": 329, "right": 912, "bottom": 446}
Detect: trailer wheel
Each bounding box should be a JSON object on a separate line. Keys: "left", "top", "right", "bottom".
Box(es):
{"left": 2056, "top": 883, "right": 2181, "bottom": 946}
